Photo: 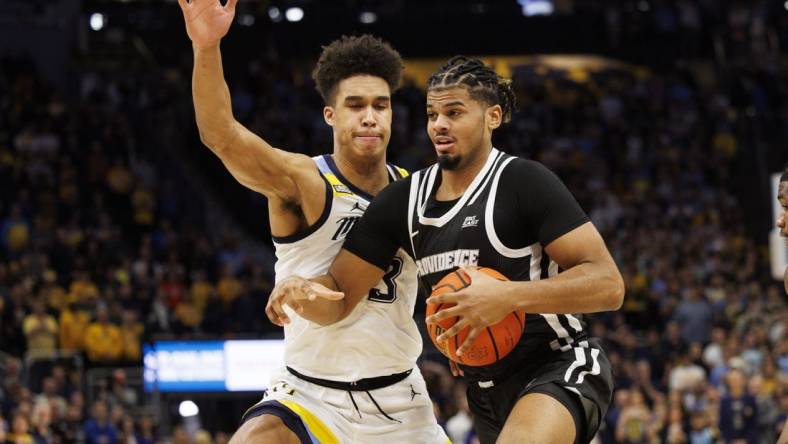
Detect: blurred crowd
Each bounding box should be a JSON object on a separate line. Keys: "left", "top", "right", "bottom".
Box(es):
{"left": 1, "top": 0, "right": 787, "bottom": 442}
{"left": 0, "top": 54, "right": 274, "bottom": 443}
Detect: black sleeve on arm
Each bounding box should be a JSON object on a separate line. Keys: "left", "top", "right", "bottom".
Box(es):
{"left": 342, "top": 179, "right": 410, "bottom": 270}
{"left": 510, "top": 159, "right": 589, "bottom": 246}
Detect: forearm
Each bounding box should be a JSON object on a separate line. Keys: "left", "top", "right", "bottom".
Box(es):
{"left": 507, "top": 262, "right": 624, "bottom": 314}
{"left": 192, "top": 44, "right": 237, "bottom": 150}
{"left": 295, "top": 274, "right": 347, "bottom": 326}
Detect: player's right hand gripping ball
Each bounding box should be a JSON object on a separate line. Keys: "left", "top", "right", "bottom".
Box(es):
{"left": 426, "top": 267, "right": 525, "bottom": 366}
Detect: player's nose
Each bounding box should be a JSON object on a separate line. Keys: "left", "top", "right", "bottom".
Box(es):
{"left": 432, "top": 113, "right": 450, "bottom": 131}
{"left": 361, "top": 106, "right": 376, "bottom": 126}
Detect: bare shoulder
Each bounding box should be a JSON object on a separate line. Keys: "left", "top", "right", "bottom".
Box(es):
{"left": 282, "top": 150, "right": 319, "bottom": 172}
{"left": 278, "top": 150, "right": 323, "bottom": 186}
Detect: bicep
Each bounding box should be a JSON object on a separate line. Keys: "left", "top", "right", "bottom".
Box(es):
{"left": 329, "top": 249, "right": 386, "bottom": 315}
{"left": 543, "top": 222, "right": 616, "bottom": 271}
{"left": 215, "top": 122, "right": 320, "bottom": 199}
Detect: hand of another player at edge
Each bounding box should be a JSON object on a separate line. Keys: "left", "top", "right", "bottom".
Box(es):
{"left": 266, "top": 276, "right": 344, "bottom": 326}
{"left": 425, "top": 266, "right": 514, "bottom": 357}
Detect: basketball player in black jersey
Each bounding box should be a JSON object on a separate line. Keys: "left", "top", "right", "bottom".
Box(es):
{"left": 269, "top": 56, "right": 624, "bottom": 443}
{"left": 777, "top": 167, "right": 788, "bottom": 444}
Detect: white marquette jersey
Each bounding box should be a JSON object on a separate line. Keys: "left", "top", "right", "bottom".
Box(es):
{"left": 273, "top": 155, "right": 421, "bottom": 381}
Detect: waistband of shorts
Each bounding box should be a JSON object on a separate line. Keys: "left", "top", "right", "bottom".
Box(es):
{"left": 469, "top": 336, "right": 599, "bottom": 389}
{"left": 286, "top": 366, "right": 412, "bottom": 391}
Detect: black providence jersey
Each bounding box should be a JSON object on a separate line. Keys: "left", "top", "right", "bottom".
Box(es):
{"left": 344, "top": 148, "right": 592, "bottom": 382}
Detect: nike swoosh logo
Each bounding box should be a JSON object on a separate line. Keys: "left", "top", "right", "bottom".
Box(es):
{"left": 410, "top": 231, "right": 419, "bottom": 238}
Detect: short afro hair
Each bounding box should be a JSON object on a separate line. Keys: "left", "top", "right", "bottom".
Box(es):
{"left": 312, "top": 34, "right": 404, "bottom": 105}
{"left": 782, "top": 164, "right": 788, "bottom": 183}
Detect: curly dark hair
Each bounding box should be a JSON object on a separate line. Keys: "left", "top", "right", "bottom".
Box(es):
{"left": 427, "top": 55, "right": 516, "bottom": 123}
{"left": 312, "top": 34, "right": 403, "bottom": 105}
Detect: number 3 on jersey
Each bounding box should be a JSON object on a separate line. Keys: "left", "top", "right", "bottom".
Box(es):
{"left": 368, "top": 257, "right": 403, "bottom": 303}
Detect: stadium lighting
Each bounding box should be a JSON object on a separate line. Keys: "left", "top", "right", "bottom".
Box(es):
{"left": 517, "top": 0, "right": 554, "bottom": 17}
{"left": 238, "top": 14, "right": 255, "bottom": 26}
{"left": 178, "top": 400, "right": 199, "bottom": 418}
{"left": 89, "top": 13, "right": 106, "bottom": 31}
{"left": 285, "top": 7, "right": 304, "bottom": 22}
{"left": 268, "top": 6, "right": 282, "bottom": 22}
{"left": 359, "top": 11, "right": 377, "bottom": 24}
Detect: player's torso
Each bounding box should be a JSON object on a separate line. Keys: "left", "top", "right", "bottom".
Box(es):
{"left": 273, "top": 155, "right": 421, "bottom": 381}
{"left": 407, "top": 149, "right": 587, "bottom": 380}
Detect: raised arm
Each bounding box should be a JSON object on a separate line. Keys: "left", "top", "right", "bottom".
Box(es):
{"left": 178, "top": 0, "right": 319, "bottom": 200}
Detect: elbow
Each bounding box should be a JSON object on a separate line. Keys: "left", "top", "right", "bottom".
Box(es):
{"left": 196, "top": 120, "right": 237, "bottom": 152}
{"left": 606, "top": 270, "right": 625, "bottom": 311}
{"left": 197, "top": 128, "right": 215, "bottom": 148}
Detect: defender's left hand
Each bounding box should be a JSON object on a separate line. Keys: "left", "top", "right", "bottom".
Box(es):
{"left": 425, "top": 266, "right": 514, "bottom": 356}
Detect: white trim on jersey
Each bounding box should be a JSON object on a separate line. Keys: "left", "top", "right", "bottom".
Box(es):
{"left": 545, "top": 315, "right": 574, "bottom": 352}
{"left": 416, "top": 149, "right": 503, "bottom": 227}
{"left": 467, "top": 152, "right": 506, "bottom": 206}
{"left": 483, "top": 156, "right": 532, "bottom": 258}
{"left": 407, "top": 171, "right": 421, "bottom": 262}
{"left": 566, "top": 315, "right": 584, "bottom": 332}
{"left": 482, "top": 156, "right": 587, "bottom": 350}
{"left": 548, "top": 260, "right": 560, "bottom": 277}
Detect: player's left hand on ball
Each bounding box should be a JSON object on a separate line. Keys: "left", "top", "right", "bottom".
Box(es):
{"left": 266, "top": 276, "right": 344, "bottom": 326}
{"left": 424, "top": 266, "right": 513, "bottom": 356}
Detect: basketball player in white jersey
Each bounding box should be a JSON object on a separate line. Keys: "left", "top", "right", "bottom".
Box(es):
{"left": 178, "top": 1, "right": 449, "bottom": 443}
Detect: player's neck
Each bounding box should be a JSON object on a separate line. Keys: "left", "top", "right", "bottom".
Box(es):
{"left": 436, "top": 145, "right": 492, "bottom": 201}
{"left": 332, "top": 150, "right": 389, "bottom": 196}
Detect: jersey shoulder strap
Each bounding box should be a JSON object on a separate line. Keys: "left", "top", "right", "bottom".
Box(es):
{"left": 387, "top": 164, "right": 409, "bottom": 180}
{"left": 313, "top": 155, "right": 354, "bottom": 197}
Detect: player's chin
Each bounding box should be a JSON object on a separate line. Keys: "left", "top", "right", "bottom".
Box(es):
{"left": 437, "top": 154, "right": 461, "bottom": 170}
{"left": 352, "top": 138, "right": 386, "bottom": 156}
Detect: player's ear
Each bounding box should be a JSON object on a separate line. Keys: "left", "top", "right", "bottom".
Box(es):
{"left": 486, "top": 104, "right": 502, "bottom": 131}
{"left": 323, "top": 106, "right": 335, "bottom": 127}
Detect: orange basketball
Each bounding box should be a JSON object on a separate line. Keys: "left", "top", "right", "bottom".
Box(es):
{"left": 426, "top": 267, "right": 525, "bottom": 367}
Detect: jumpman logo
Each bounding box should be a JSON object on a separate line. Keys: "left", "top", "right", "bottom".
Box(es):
{"left": 351, "top": 201, "right": 367, "bottom": 212}
{"left": 409, "top": 384, "right": 421, "bottom": 401}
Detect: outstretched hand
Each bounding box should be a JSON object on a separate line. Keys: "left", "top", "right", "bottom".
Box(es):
{"left": 425, "top": 266, "right": 513, "bottom": 357}
{"left": 266, "top": 276, "right": 345, "bottom": 326}
{"left": 177, "top": 0, "right": 238, "bottom": 49}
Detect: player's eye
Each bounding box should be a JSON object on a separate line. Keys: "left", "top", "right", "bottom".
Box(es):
{"left": 427, "top": 112, "right": 437, "bottom": 120}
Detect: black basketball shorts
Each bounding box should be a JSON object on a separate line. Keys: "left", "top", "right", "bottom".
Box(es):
{"left": 465, "top": 337, "right": 613, "bottom": 444}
